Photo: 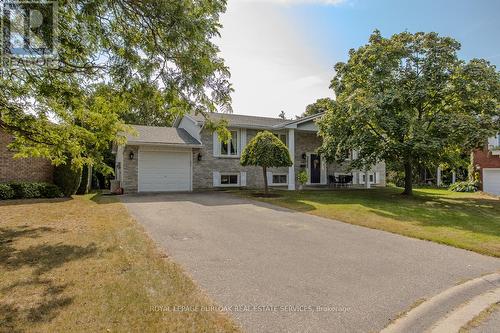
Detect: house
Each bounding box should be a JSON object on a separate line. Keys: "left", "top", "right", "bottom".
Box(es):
{"left": 113, "top": 113, "right": 386, "bottom": 192}
{"left": 473, "top": 134, "right": 500, "bottom": 195}
{"left": 0, "top": 128, "right": 53, "bottom": 183}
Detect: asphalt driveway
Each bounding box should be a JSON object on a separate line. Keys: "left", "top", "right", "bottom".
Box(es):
{"left": 121, "top": 192, "right": 500, "bottom": 333}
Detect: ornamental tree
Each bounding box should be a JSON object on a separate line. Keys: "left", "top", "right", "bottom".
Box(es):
{"left": 241, "top": 131, "right": 293, "bottom": 194}
{"left": 318, "top": 30, "right": 500, "bottom": 195}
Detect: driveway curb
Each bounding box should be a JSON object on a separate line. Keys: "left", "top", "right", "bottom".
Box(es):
{"left": 429, "top": 286, "right": 500, "bottom": 332}
{"left": 381, "top": 272, "right": 500, "bottom": 333}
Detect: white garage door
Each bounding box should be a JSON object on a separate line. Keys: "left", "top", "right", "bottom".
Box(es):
{"left": 138, "top": 150, "right": 191, "bottom": 192}
{"left": 483, "top": 168, "right": 500, "bottom": 195}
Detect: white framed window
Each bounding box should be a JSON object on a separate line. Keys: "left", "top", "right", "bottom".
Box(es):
{"left": 274, "top": 133, "right": 287, "bottom": 146}
{"left": 220, "top": 173, "right": 239, "bottom": 186}
{"left": 220, "top": 130, "right": 239, "bottom": 156}
{"left": 272, "top": 173, "right": 288, "bottom": 185}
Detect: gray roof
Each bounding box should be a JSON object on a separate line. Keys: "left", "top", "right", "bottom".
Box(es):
{"left": 188, "top": 113, "right": 289, "bottom": 128}
{"left": 125, "top": 125, "right": 201, "bottom": 146}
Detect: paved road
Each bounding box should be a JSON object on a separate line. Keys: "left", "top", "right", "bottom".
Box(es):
{"left": 121, "top": 193, "right": 500, "bottom": 333}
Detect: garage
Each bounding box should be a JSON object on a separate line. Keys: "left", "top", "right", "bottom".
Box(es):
{"left": 483, "top": 168, "right": 500, "bottom": 195}
{"left": 138, "top": 150, "right": 192, "bottom": 192}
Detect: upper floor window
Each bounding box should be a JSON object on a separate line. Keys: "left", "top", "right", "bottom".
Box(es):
{"left": 274, "top": 133, "right": 287, "bottom": 146}
{"left": 221, "top": 130, "right": 238, "bottom": 156}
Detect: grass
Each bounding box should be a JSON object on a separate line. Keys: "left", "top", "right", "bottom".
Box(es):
{"left": 459, "top": 302, "right": 499, "bottom": 332}
{"left": 234, "top": 187, "right": 500, "bottom": 257}
{"left": 0, "top": 195, "right": 240, "bottom": 333}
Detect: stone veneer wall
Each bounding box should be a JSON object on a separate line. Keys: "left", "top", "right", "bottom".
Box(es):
{"left": 120, "top": 128, "right": 386, "bottom": 192}
{"left": 192, "top": 128, "right": 289, "bottom": 189}
{"left": 294, "top": 131, "right": 386, "bottom": 186}
{"left": 0, "top": 129, "right": 53, "bottom": 183}
{"left": 122, "top": 145, "right": 138, "bottom": 192}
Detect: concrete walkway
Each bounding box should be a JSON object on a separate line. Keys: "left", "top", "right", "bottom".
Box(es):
{"left": 121, "top": 193, "right": 500, "bottom": 333}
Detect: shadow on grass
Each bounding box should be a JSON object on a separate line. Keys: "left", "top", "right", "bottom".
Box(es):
{"left": 261, "top": 187, "right": 500, "bottom": 238}
{"left": 0, "top": 225, "right": 97, "bottom": 330}
{"left": 0, "top": 197, "right": 72, "bottom": 207}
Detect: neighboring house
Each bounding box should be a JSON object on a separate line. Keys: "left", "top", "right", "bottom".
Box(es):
{"left": 473, "top": 134, "right": 500, "bottom": 195}
{"left": 0, "top": 128, "right": 53, "bottom": 183}
{"left": 114, "top": 113, "right": 386, "bottom": 193}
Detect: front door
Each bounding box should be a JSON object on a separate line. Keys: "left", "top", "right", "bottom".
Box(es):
{"left": 310, "top": 154, "right": 321, "bottom": 184}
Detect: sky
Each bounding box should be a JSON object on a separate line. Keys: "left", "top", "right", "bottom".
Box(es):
{"left": 217, "top": 0, "right": 500, "bottom": 119}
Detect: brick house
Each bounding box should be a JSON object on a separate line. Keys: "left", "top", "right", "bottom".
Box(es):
{"left": 473, "top": 134, "right": 500, "bottom": 195}
{"left": 0, "top": 129, "right": 53, "bottom": 183}
{"left": 113, "top": 113, "right": 386, "bottom": 193}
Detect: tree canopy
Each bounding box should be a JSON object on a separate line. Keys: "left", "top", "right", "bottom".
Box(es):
{"left": 318, "top": 30, "right": 500, "bottom": 195}
{"left": 0, "top": 0, "right": 232, "bottom": 172}
{"left": 302, "top": 98, "right": 335, "bottom": 118}
{"left": 241, "top": 131, "right": 292, "bottom": 193}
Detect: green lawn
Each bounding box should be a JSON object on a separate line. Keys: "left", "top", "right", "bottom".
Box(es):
{"left": 235, "top": 187, "right": 500, "bottom": 257}
{"left": 0, "top": 195, "right": 240, "bottom": 332}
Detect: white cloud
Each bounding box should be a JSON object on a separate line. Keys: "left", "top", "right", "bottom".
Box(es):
{"left": 217, "top": 1, "right": 334, "bottom": 118}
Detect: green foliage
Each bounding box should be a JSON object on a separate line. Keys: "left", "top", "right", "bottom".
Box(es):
{"left": 0, "top": 182, "right": 62, "bottom": 200}
{"left": 39, "top": 183, "right": 63, "bottom": 198}
{"left": 241, "top": 131, "right": 293, "bottom": 168}
{"left": 0, "top": 184, "right": 15, "bottom": 200}
{"left": 241, "top": 131, "right": 292, "bottom": 193}
{"left": 302, "top": 98, "right": 335, "bottom": 118}
{"left": 297, "top": 170, "right": 308, "bottom": 185}
{"left": 0, "top": 0, "right": 232, "bottom": 171}
{"left": 54, "top": 163, "right": 83, "bottom": 197}
{"left": 449, "top": 181, "right": 479, "bottom": 192}
{"left": 319, "top": 30, "right": 500, "bottom": 195}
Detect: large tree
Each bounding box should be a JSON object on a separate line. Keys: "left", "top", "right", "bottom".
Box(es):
{"left": 301, "top": 98, "right": 335, "bottom": 118}
{"left": 318, "top": 30, "right": 500, "bottom": 195}
{"left": 240, "top": 131, "right": 292, "bottom": 194}
{"left": 0, "top": 0, "right": 232, "bottom": 173}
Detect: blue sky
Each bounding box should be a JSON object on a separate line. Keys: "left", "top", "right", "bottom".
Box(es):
{"left": 218, "top": 0, "right": 500, "bottom": 118}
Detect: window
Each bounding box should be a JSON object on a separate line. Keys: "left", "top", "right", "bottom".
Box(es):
{"left": 272, "top": 174, "right": 288, "bottom": 184}
{"left": 220, "top": 130, "right": 238, "bottom": 156}
{"left": 221, "top": 174, "right": 239, "bottom": 185}
{"left": 274, "top": 133, "right": 287, "bottom": 146}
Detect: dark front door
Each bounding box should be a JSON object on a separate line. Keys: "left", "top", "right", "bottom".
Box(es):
{"left": 310, "top": 154, "right": 321, "bottom": 184}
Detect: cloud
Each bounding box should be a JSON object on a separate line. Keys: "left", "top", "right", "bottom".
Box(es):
{"left": 217, "top": 1, "right": 334, "bottom": 118}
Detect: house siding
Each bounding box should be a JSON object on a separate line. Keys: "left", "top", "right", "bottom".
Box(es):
{"left": 473, "top": 145, "right": 500, "bottom": 189}
{"left": 118, "top": 120, "right": 387, "bottom": 192}
{"left": 192, "top": 128, "right": 289, "bottom": 189}
{"left": 0, "top": 129, "right": 53, "bottom": 183}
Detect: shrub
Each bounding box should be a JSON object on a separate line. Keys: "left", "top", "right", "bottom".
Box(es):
{"left": 39, "top": 183, "right": 63, "bottom": 198}
{"left": 9, "top": 182, "right": 42, "bottom": 199}
{"left": 0, "top": 182, "right": 62, "bottom": 200}
{"left": 297, "top": 170, "right": 308, "bottom": 186}
{"left": 54, "top": 162, "right": 83, "bottom": 197}
{"left": 0, "top": 184, "right": 15, "bottom": 200}
{"left": 449, "top": 181, "right": 479, "bottom": 193}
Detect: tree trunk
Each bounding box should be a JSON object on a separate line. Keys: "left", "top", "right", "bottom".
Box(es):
{"left": 468, "top": 151, "right": 475, "bottom": 182}
{"left": 402, "top": 159, "right": 413, "bottom": 195}
{"left": 86, "top": 164, "right": 93, "bottom": 194}
{"left": 263, "top": 166, "right": 268, "bottom": 194}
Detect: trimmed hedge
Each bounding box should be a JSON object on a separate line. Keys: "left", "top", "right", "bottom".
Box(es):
{"left": 0, "top": 182, "right": 62, "bottom": 200}
{"left": 0, "top": 184, "right": 15, "bottom": 200}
